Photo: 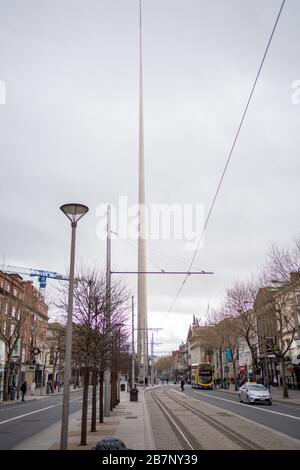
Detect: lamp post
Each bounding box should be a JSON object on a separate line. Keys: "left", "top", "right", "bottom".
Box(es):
{"left": 59, "top": 203, "right": 89, "bottom": 450}
{"left": 131, "top": 296, "right": 135, "bottom": 389}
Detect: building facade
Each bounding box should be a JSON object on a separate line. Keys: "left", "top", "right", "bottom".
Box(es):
{"left": 0, "top": 271, "right": 49, "bottom": 400}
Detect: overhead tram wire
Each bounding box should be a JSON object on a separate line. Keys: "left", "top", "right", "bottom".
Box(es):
{"left": 163, "top": 0, "right": 287, "bottom": 323}
{"left": 110, "top": 230, "right": 165, "bottom": 272}
{"left": 111, "top": 230, "right": 210, "bottom": 275}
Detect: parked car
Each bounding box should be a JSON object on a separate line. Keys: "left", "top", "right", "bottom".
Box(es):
{"left": 239, "top": 382, "right": 272, "bottom": 405}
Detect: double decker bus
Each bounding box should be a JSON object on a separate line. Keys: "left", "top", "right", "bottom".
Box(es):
{"left": 191, "top": 362, "right": 214, "bottom": 389}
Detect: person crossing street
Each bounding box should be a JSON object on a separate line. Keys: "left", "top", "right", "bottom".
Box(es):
{"left": 20, "top": 381, "right": 27, "bottom": 401}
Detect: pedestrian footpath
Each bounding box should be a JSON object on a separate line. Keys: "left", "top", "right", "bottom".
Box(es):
{"left": 215, "top": 386, "right": 300, "bottom": 405}
{"left": 12, "top": 385, "right": 157, "bottom": 450}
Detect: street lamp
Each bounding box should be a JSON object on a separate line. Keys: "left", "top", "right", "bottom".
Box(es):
{"left": 59, "top": 203, "right": 89, "bottom": 450}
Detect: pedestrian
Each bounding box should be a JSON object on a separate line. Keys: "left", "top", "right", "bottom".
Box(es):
{"left": 20, "top": 381, "right": 27, "bottom": 401}
{"left": 30, "top": 380, "right": 36, "bottom": 396}
{"left": 180, "top": 379, "right": 185, "bottom": 391}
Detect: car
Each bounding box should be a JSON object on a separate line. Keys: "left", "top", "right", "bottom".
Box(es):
{"left": 239, "top": 382, "right": 272, "bottom": 405}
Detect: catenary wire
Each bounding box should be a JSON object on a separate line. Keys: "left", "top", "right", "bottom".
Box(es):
{"left": 162, "top": 0, "right": 287, "bottom": 324}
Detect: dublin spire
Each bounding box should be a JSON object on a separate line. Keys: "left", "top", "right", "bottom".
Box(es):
{"left": 137, "top": 0, "right": 148, "bottom": 383}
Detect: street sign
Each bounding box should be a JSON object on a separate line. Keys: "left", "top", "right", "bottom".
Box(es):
{"left": 267, "top": 354, "right": 276, "bottom": 358}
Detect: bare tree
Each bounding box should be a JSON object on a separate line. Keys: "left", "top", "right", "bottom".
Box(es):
{"left": 260, "top": 240, "right": 300, "bottom": 397}
{"left": 55, "top": 267, "right": 130, "bottom": 445}
{"left": 47, "top": 323, "right": 65, "bottom": 388}
{"left": 225, "top": 279, "right": 259, "bottom": 380}
{"left": 156, "top": 355, "right": 173, "bottom": 379}
{"left": 206, "top": 310, "right": 227, "bottom": 388}
{"left": 257, "top": 286, "right": 297, "bottom": 398}
{"left": 263, "top": 240, "right": 300, "bottom": 284}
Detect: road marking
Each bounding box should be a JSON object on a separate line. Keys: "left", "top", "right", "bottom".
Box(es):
{"left": 191, "top": 391, "right": 300, "bottom": 421}
{"left": 0, "top": 398, "right": 80, "bottom": 425}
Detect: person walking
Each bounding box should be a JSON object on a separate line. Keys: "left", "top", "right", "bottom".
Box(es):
{"left": 20, "top": 381, "right": 27, "bottom": 401}
{"left": 30, "top": 381, "right": 36, "bottom": 396}
{"left": 181, "top": 379, "right": 185, "bottom": 391}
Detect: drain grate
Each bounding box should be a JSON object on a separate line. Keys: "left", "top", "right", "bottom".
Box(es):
{"left": 125, "top": 416, "right": 138, "bottom": 419}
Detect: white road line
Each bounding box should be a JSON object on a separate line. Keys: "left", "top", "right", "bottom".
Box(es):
{"left": 192, "top": 391, "right": 300, "bottom": 421}
{"left": 0, "top": 398, "right": 80, "bottom": 425}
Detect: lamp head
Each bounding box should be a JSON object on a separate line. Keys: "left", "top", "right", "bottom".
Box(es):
{"left": 60, "top": 203, "right": 89, "bottom": 224}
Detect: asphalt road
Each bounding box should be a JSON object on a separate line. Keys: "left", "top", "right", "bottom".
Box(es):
{"left": 0, "top": 389, "right": 85, "bottom": 450}
{"left": 177, "top": 385, "right": 300, "bottom": 441}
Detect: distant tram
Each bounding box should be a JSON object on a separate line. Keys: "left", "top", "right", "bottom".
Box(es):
{"left": 191, "top": 362, "right": 214, "bottom": 390}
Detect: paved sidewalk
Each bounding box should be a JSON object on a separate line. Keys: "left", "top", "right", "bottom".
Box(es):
{"left": 13, "top": 386, "right": 156, "bottom": 450}
{"left": 215, "top": 386, "right": 300, "bottom": 405}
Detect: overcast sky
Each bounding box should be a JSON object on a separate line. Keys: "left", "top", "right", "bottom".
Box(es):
{"left": 0, "top": 0, "right": 299, "bottom": 354}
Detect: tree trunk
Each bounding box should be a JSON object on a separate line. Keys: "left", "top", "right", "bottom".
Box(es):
{"left": 232, "top": 359, "right": 238, "bottom": 390}
{"left": 3, "top": 353, "right": 13, "bottom": 401}
{"left": 99, "top": 370, "right": 104, "bottom": 423}
{"left": 219, "top": 349, "right": 224, "bottom": 388}
{"left": 80, "top": 367, "right": 90, "bottom": 446}
{"left": 111, "top": 371, "right": 117, "bottom": 408}
{"left": 90, "top": 368, "right": 97, "bottom": 432}
{"left": 114, "top": 372, "right": 118, "bottom": 406}
{"left": 3, "top": 365, "right": 9, "bottom": 401}
{"left": 110, "top": 370, "right": 115, "bottom": 410}
{"left": 280, "top": 357, "right": 289, "bottom": 398}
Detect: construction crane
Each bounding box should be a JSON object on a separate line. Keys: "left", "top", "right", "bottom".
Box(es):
{"left": 1, "top": 264, "right": 69, "bottom": 298}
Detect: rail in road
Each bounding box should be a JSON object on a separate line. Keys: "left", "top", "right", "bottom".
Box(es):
{"left": 149, "top": 386, "right": 263, "bottom": 450}
{"left": 184, "top": 387, "right": 300, "bottom": 442}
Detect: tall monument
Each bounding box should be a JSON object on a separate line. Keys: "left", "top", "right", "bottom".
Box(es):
{"left": 137, "top": 0, "right": 148, "bottom": 383}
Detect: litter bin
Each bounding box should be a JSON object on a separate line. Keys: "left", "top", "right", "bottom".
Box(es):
{"left": 120, "top": 383, "right": 125, "bottom": 392}
{"left": 130, "top": 388, "right": 138, "bottom": 402}
{"left": 9, "top": 387, "right": 16, "bottom": 400}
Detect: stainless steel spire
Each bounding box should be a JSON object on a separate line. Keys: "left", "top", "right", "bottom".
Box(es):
{"left": 137, "top": 0, "right": 148, "bottom": 384}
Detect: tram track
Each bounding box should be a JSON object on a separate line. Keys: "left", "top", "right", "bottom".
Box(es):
{"left": 150, "top": 388, "right": 203, "bottom": 450}
{"left": 149, "top": 387, "right": 264, "bottom": 450}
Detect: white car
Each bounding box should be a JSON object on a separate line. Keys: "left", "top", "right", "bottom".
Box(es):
{"left": 239, "top": 382, "right": 272, "bottom": 405}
